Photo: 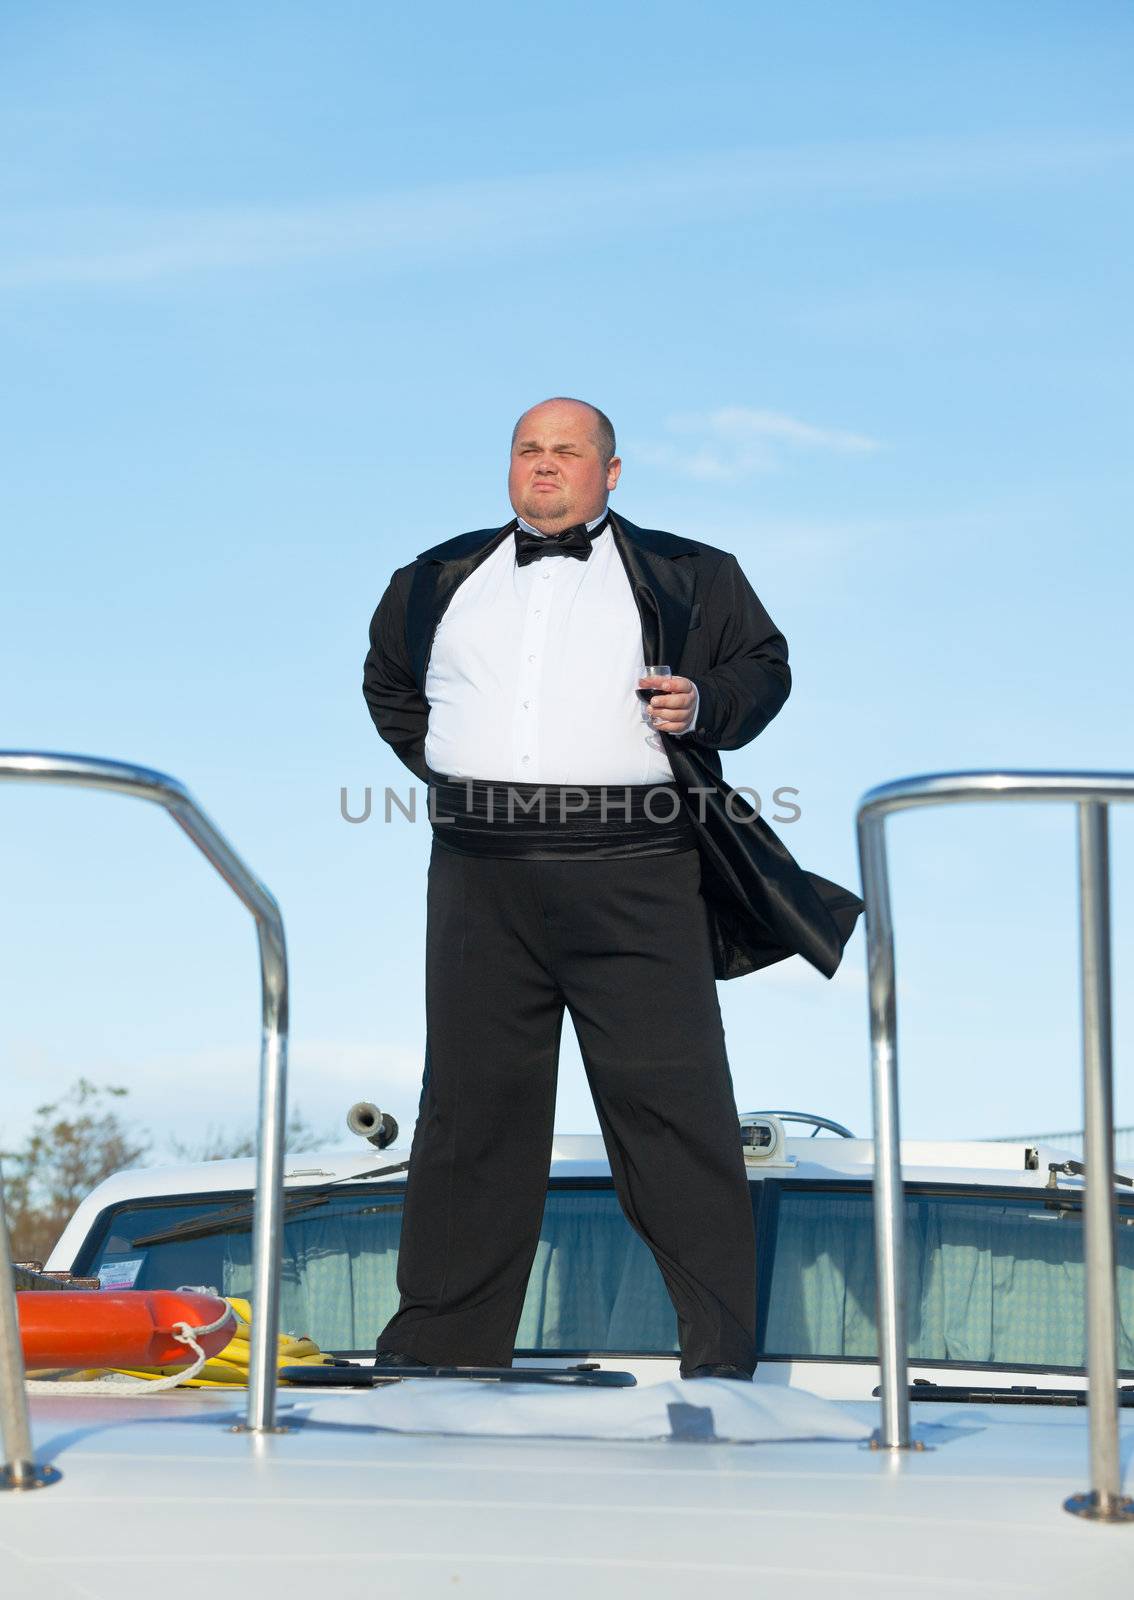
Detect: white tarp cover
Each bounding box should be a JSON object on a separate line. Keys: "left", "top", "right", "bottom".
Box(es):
{"left": 364, "top": 1377, "right": 872, "bottom": 1443}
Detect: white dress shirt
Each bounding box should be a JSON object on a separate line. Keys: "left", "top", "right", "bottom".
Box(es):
{"left": 423, "top": 512, "right": 699, "bottom": 784}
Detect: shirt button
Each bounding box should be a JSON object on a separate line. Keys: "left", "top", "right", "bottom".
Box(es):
{"left": 527, "top": 653, "right": 535, "bottom": 663}
{"left": 534, "top": 609, "right": 542, "bottom": 617}
{"left": 522, "top": 700, "right": 530, "bottom": 709}
{"left": 542, "top": 571, "right": 551, "bottom": 581}
{"left": 521, "top": 755, "right": 530, "bottom": 764}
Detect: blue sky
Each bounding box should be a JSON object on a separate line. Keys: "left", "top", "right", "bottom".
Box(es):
{"left": 2, "top": 2, "right": 1132, "bottom": 1162}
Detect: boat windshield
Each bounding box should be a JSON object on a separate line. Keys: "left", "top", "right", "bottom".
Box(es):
{"left": 77, "top": 1179, "right": 1134, "bottom": 1370}
{"left": 81, "top": 1183, "right": 684, "bottom": 1355}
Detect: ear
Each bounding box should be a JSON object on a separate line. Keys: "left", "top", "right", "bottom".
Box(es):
{"left": 606, "top": 454, "right": 622, "bottom": 491}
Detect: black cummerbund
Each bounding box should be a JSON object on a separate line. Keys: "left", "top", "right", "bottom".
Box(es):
{"left": 428, "top": 776, "right": 697, "bottom": 860}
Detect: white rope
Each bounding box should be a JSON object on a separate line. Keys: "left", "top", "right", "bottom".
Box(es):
{"left": 182, "top": 1302, "right": 239, "bottom": 1342}
{"left": 25, "top": 1377, "right": 170, "bottom": 1395}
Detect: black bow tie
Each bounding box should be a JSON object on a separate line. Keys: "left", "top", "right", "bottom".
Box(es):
{"left": 514, "top": 514, "right": 608, "bottom": 568}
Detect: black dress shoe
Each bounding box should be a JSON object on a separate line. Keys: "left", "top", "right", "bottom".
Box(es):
{"left": 683, "top": 1363, "right": 753, "bottom": 1381}
{"left": 373, "top": 1348, "right": 429, "bottom": 1368}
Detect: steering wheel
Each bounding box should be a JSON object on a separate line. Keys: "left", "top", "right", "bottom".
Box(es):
{"left": 738, "top": 1110, "right": 856, "bottom": 1140}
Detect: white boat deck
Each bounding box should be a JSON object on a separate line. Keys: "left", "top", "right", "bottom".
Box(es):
{"left": 4, "top": 1382, "right": 1131, "bottom": 1599}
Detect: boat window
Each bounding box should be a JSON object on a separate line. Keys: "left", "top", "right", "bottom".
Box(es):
{"left": 760, "top": 1186, "right": 1134, "bottom": 1373}
{"left": 79, "top": 1184, "right": 688, "bottom": 1355}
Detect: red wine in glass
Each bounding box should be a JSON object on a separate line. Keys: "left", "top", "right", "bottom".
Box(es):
{"left": 639, "top": 663, "right": 671, "bottom": 747}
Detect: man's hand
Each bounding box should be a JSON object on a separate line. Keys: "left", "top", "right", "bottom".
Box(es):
{"left": 639, "top": 674, "right": 698, "bottom": 736}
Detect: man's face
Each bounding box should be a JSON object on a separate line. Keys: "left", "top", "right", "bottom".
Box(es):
{"left": 508, "top": 401, "right": 621, "bottom": 533}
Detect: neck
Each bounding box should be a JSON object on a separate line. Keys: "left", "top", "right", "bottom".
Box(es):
{"left": 515, "top": 507, "right": 609, "bottom": 537}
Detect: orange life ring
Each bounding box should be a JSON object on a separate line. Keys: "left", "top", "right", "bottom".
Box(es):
{"left": 18, "top": 1289, "right": 236, "bottom": 1370}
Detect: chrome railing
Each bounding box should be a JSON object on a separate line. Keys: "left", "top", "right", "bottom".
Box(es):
{"left": 0, "top": 752, "right": 289, "bottom": 1485}
{"left": 0, "top": 1158, "right": 60, "bottom": 1489}
{"left": 857, "top": 770, "right": 1134, "bottom": 1523}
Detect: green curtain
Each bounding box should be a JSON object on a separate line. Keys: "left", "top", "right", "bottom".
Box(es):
{"left": 763, "top": 1190, "right": 1134, "bottom": 1369}
{"left": 219, "top": 1189, "right": 678, "bottom": 1353}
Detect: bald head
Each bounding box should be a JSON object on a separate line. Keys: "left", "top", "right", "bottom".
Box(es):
{"left": 511, "top": 397, "right": 617, "bottom": 464}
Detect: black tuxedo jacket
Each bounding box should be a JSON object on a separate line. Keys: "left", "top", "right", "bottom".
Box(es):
{"left": 363, "top": 510, "right": 863, "bottom": 980}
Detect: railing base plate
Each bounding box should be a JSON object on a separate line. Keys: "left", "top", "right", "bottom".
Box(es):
{"left": 0, "top": 1463, "right": 62, "bottom": 1491}
{"left": 1064, "top": 1491, "right": 1134, "bottom": 1522}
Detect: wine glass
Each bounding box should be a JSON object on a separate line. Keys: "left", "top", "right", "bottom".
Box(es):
{"left": 638, "top": 662, "right": 671, "bottom": 751}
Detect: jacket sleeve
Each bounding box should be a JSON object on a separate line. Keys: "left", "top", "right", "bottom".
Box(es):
{"left": 362, "top": 566, "right": 433, "bottom": 783}
{"left": 689, "top": 553, "right": 791, "bottom": 750}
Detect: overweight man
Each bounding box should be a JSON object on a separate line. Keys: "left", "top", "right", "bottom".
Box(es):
{"left": 362, "top": 397, "right": 861, "bottom": 1378}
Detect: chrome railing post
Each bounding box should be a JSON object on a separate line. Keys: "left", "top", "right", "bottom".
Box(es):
{"left": 857, "top": 809, "right": 911, "bottom": 1450}
{"left": 1064, "top": 802, "right": 1133, "bottom": 1521}
{"left": 245, "top": 918, "right": 289, "bottom": 1433}
{"left": 0, "top": 752, "right": 290, "bottom": 1446}
{"left": 0, "top": 1158, "right": 60, "bottom": 1490}
{"left": 162, "top": 787, "right": 289, "bottom": 1434}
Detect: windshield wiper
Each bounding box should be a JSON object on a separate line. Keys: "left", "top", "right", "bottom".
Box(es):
{"left": 129, "top": 1158, "right": 412, "bottom": 1248}
{"left": 1047, "top": 1159, "right": 1134, "bottom": 1189}
{"left": 876, "top": 1380, "right": 1134, "bottom": 1407}
{"left": 279, "top": 1361, "right": 637, "bottom": 1389}
{"left": 132, "top": 1193, "right": 331, "bottom": 1247}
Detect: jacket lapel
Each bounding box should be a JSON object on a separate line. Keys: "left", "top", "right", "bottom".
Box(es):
{"left": 607, "top": 512, "right": 699, "bottom": 671}
{"left": 406, "top": 521, "right": 517, "bottom": 690}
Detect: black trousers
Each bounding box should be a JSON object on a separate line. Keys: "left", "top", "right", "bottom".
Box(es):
{"left": 376, "top": 840, "right": 757, "bottom": 1374}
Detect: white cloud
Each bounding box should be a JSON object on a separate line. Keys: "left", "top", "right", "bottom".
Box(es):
{"left": 632, "top": 406, "right": 882, "bottom": 480}
{"left": 1, "top": 133, "right": 1130, "bottom": 290}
